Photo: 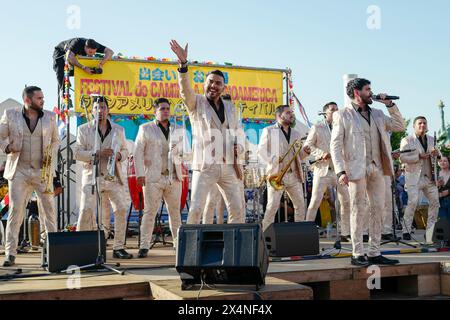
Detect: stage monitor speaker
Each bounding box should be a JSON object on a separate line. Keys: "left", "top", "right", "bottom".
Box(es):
{"left": 433, "top": 218, "right": 450, "bottom": 245}
{"left": 43, "top": 231, "right": 106, "bottom": 273}
{"left": 176, "top": 224, "right": 269, "bottom": 290}
{"left": 264, "top": 222, "right": 320, "bottom": 257}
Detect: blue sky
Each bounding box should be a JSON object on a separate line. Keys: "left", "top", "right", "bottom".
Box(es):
{"left": 0, "top": 0, "right": 449, "bottom": 134}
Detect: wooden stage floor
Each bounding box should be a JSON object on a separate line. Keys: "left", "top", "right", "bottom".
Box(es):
{"left": 1, "top": 233, "right": 450, "bottom": 300}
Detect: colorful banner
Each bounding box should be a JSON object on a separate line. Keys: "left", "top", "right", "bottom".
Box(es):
{"left": 74, "top": 58, "right": 285, "bottom": 119}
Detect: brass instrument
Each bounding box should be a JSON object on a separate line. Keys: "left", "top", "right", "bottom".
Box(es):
{"left": 41, "top": 145, "right": 53, "bottom": 194}
{"left": 105, "top": 131, "right": 119, "bottom": 182}
{"left": 267, "top": 138, "right": 303, "bottom": 191}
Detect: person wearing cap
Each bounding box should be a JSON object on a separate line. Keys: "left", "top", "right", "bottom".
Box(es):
{"left": 53, "top": 38, "right": 114, "bottom": 93}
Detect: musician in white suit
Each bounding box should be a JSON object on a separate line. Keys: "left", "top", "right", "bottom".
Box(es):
{"left": 258, "top": 105, "right": 310, "bottom": 232}
{"left": 330, "top": 78, "right": 405, "bottom": 266}
{"left": 74, "top": 96, "right": 132, "bottom": 259}
{"left": 134, "top": 98, "right": 183, "bottom": 258}
{"left": 304, "top": 102, "right": 351, "bottom": 241}
{"left": 203, "top": 184, "right": 226, "bottom": 224}
{"left": 400, "top": 116, "right": 441, "bottom": 244}
{"left": 170, "top": 40, "right": 246, "bottom": 224}
{"left": 0, "top": 86, "right": 59, "bottom": 267}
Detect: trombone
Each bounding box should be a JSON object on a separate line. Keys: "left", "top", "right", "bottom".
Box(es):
{"left": 41, "top": 145, "right": 53, "bottom": 194}
{"left": 267, "top": 138, "right": 304, "bottom": 191}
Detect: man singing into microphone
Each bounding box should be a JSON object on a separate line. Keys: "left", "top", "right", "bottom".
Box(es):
{"left": 330, "top": 78, "right": 405, "bottom": 266}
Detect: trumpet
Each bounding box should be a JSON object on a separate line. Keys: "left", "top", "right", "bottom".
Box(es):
{"left": 267, "top": 138, "right": 304, "bottom": 191}
{"left": 41, "top": 145, "right": 53, "bottom": 194}
{"left": 105, "top": 131, "right": 119, "bottom": 182}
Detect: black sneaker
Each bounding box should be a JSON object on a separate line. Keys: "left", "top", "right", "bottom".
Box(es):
{"left": 368, "top": 255, "right": 399, "bottom": 265}
{"left": 363, "top": 235, "right": 369, "bottom": 243}
{"left": 3, "top": 255, "right": 16, "bottom": 267}
{"left": 403, "top": 233, "right": 411, "bottom": 240}
{"left": 351, "top": 256, "right": 369, "bottom": 267}
{"left": 138, "top": 249, "right": 149, "bottom": 259}
{"left": 340, "top": 235, "right": 351, "bottom": 243}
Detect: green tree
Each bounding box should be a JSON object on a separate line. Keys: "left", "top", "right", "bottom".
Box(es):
{"left": 390, "top": 118, "right": 411, "bottom": 151}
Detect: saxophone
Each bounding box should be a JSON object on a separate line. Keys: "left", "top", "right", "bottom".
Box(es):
{"left": 105, "top": 131, "right": 119, "bottom": 182}
{"left": 41, "top": 145, "right": 53, "bottom": 194}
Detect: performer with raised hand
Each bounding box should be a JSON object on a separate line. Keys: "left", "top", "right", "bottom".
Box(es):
{"left": 170, "top": 40, "right": 246, "bottom": 224}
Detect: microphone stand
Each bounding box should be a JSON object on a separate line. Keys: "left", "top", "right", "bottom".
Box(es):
{"left": 62, "top": 110, "right": 124, "bottom": 275}
{"left": 380, "top": 176, "right": 416, "bottom": 248}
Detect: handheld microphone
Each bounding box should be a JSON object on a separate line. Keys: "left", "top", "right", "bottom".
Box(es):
{"left": 372, "top": 94, "right": 400, "bottom": 100}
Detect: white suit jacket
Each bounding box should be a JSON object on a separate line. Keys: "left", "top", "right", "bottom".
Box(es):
{"left": 74, "top": 120, "right": 129, "bottom": 187}
{"left": 178, "top": 71, "right": 245, "bottom": 171}
{"left": 134, "top": 120, "right": 183, "bottom": 183}
{"left": 305, "top": 121, "right": 333, "bottom": 178}
{"left": 258, "top": 124, "right": 308, "bottom": 183}
{"left": 330, "top": 104, "right": 404, "bottom": 181}
{"left": 400, "top": 134, "right": 440, "bottom": 186}
{"left": 0, "top": 107, "right": 60, "bottom": 180}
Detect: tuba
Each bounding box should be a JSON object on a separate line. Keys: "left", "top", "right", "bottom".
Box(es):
{"left": 267, "top": 138, "right": 304, "bottom": 191}
{"left": 105, "top": 131, "right": 119, "bottom": 182}
{"left": 41, "top": 145, "right": 53, "bottom": 194}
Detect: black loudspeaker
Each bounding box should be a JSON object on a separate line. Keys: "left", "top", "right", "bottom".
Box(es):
{"left": 433, "top": 218, "right": 450, "bottom": 245}
{"left": 42, "top": 231, "right": 106, "bottom": 273}
{"left": 264, "top": 222, "right": 320, "bottom": 257}
{"left": 176, "top": 224, "right": 269, "bottom": 290}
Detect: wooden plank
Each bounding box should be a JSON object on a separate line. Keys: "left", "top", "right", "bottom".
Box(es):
{"left": 0, "top": 282, "right": 150, "bottom": 300}
{"left": 150, "top": 277, "right": 313, "bottom": 300}
{"left": 396, "top": 274, "right": 441, "bottom": 297}
{"left": 417, "top": 274, "right": 441, "bottom": 297}
{"left": 0, "top": 273, "right": 151, "bottom": 300}
{"left": 352, "top": 263, "right": 440, "bottom": 280}
{"left": 441, "top": 274, "right": 450, "bottom": 296}
{"left": 329, "top": 279, "right": 370, "bottom": 300}
{"left": 271, "top": 268, "right": 352, "bottom": 284}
